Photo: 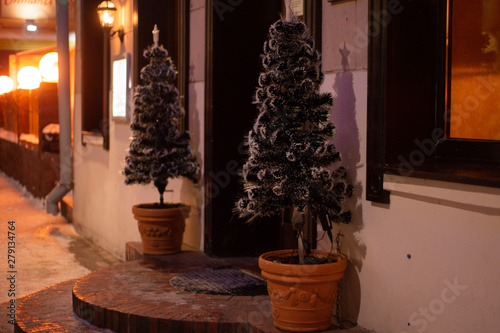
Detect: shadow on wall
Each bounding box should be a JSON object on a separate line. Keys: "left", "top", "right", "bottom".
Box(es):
{"left": 330, "top": 42, "right": 366, "bottom": 325}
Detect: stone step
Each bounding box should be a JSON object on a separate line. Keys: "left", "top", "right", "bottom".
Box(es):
{"left": 11, "top": 279, "right": 104, "bottom": 333}
{"left": 125, "top": 241, "right": 198, "bottom": 261}
{"left": 60, "top": 195, "right": 73, "bottom": 223}
{"left": 72, "top": 253, "right": 281, "bottom": 333}
{"left": 8, "top": 252, "right": 373, "bottom": 333}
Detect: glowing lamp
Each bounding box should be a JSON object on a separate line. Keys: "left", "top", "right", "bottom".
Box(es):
{"left": 97, "top": 1, "right": 124, "bottom": 42}
{"left": 17, "top": 66, "right": 42, "bottom": 90}
{"left": 39, "top": 52, "right": 59, "bottom": 82}
{"left": 26, "top": 20, "right": 37, "bottom": 32}
{"left": 97, "top": 1, "right": 116, "bottom": 28}
{"left": 0, "top": 76, "right": 14, "bottom": 94}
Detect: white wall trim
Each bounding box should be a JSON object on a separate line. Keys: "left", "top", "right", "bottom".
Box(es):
{"left": 384, "top": 174, "right": 500, "bottom": 210}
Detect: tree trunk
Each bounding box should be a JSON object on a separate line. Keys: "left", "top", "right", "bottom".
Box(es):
{"left": 292, "top": 207, "right": 305, "bottom": 264}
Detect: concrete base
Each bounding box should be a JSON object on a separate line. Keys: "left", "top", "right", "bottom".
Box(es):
{"left": 60, "top": 196, "right": 73, "bottom": 223}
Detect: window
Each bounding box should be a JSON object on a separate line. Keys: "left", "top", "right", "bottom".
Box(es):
{"left": 81, "top": 0, "right": 105, "bottom": 146}
{"left": 367, "top": 0, "right": 500, "bottom": 203}
{"left": 447, "top": 0, "right": 500, "bottom": 141}
{"left": 437, "top": 0, "right": 500, "bottom": 162}
{"left": 80, "top": 0, "right": 190, "bottom": 149}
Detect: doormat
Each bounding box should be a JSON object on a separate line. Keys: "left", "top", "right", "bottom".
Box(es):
{"left": 170, "top": 266, "right": 268, "bottom": 296}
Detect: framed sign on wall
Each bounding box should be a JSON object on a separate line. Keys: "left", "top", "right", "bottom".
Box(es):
{"left": 112, "top": 53, "right": 131, "bottom": 122}
{"left": 1, "top": 1, "right": 55, "bottom": 20}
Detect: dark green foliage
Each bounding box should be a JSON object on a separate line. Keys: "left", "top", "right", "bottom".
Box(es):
{"left": 124, "top": 45, "right": 199, "bottom": 204}
{"left": 235, "top": 19, "right": 352, "bottom": 228}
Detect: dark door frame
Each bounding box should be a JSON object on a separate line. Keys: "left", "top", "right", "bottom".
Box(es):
{"left": 204, "top": 0, "right": 322, "bottom": 257}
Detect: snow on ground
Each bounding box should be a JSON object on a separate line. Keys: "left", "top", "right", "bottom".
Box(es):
{"left": 0, "top": 173, "right": 111, "bottom": 304}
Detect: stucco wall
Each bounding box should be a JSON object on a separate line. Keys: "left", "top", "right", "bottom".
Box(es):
{"left": 320, "top": 1, "right": 500, "bottom": 332}
{"left": 72, "top": 1, "right": 205, "bottom": 259}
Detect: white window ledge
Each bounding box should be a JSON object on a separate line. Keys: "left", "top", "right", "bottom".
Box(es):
{"left": 82, "top": 132, "right": 104, "bottom": 147}
{"left": 0, "top": 128, "right": 18, "bottom": 143}
{"left": 384, "top": 174, "right": 500, "bottom": 210}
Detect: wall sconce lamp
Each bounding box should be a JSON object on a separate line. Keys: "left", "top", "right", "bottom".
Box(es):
{"left": 97, "top": 0, "right": 124, "bottom": 43}
{"left": 26, "top": 19, "right": 37, "bottom": 32}
{"left": 97, "top": 0, "right": 124, "bottom": 150}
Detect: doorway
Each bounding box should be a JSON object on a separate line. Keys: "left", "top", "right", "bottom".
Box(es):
{"left": 204, "top": 0, "right": 285, "bottom": 257}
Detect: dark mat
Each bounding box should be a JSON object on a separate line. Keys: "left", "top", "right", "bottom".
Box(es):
{"left": 170, "top": 265, "right": 268, "bottom": 296}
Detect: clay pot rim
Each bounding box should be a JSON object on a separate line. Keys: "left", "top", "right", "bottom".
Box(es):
{"left": 133, "top": 202, "right": 191, "bottom": 210}
{"left": 134, "top": 202, "right": 191, "bottom": 209}
{"left": 132, "top": 203, "right": 191, "bottom": 219}
{"left": 258, "top": 249, "right": 347, "bottom": 275}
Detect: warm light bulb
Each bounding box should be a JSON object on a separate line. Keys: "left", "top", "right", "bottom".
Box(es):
{"left": 39, "top": 52, "right": 59, "bottom": 82}
{"left": 102, "top": 12, "right": 113, "bottom": 25}
{"left": 17, "top": 66, "right": 42, "bottom": 90}
{"left": 97, "top": 1, "right": 116, "bottom": 28}
{"left": 0, "top": 76, "right": 13, "bottom": 94}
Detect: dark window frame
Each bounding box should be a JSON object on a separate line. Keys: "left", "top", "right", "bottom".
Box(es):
{"left": 367, "top": 0, "right": 500, "bottom": 204}
{"left": 133, "top": 0, "right": 190, "bottom": 131}
{"left": 81, "top": 0, "right": 105, "bottom": 146}
{"left": 80, "top": 0, "right": 190, "bottom": 150}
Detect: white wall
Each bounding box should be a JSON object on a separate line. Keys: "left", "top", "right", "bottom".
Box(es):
{"left": 72, "top": 1, "right": 206, "bottom": 259}
{"left": 320, "top": 1, "right": 500, "bottom": 332}
{"left": 185, "top": 0, "right": 206, "bottom": 249}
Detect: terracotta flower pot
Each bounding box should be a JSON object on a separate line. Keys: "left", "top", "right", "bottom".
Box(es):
{"left": 132, "top": 203, "right": 190, "bottom": 255}
{"left": 258, "top": 249, "right": 347, "bottom": 332}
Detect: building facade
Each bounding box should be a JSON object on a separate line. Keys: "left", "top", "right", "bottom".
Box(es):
{"left": 66, "top": 1, "right": 500, "bottom": 332}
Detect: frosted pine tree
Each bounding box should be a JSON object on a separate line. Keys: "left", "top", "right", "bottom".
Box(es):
{"left": 124, "top": 25, "right": 199, "bottom": 206}
{"left": 235, "top": 19, "right": 352, "bottom": 255}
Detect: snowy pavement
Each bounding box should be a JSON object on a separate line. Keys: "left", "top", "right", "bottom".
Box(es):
{"left": 0, "top": 173, "right": 121, "bottom": 305}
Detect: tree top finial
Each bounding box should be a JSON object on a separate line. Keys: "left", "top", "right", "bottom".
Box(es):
{"left": 153, "top": 24, "right": 159, "bottom": 47}
{"left": 285, "top": 0, "right": 294, "bottom": 21}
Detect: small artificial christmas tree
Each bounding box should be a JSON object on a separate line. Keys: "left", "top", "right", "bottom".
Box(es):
{"left": 235, "top": 18, "right": 352, "bottom": 261}
{"left": 124, "top": 25, "right": 199, "bottom": 206}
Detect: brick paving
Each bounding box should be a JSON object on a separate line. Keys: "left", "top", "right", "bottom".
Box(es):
{"left": 8, "top": 250, "right": 373, "bottom": 333}
{"left": 0, "top": 174, "right": 121, "bottom": 333}
{"left": 4, "top": 280, "right": 107, "bottom": 333}
{"left": 72, "top": 251, "right": 281, "bottom": 333}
